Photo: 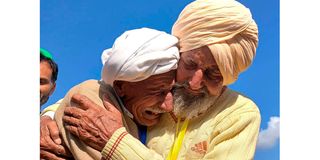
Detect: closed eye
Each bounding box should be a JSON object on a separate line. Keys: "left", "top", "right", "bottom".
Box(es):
{"left": 183, "top": 60, "right": 197, "bottom": 70}
{"left": 204, "top": 69, "right": 222, "bottom": 82}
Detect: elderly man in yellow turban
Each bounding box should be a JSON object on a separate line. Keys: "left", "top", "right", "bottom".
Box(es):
{"left": 46, "top": 0, "right": 261, "bottom": 159}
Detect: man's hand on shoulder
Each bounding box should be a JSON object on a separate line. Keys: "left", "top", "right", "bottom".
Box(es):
{"left": 40, "top": 115, "right": 73, "bottom": 159}
{"left": 63, "top": 94, "right": 123, "bottom": 151}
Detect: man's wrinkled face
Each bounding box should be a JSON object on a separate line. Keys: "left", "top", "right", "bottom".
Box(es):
{"left": 116, "top": 70, "right": 176, "bottom": 126}
{"left": 172, "top": 46, "right": 225, "bottom": 117}
{"left": 176, "top": 46, "right": 224, "bottom": 97}
{"left": 40, "top": 61, "right": 56, "bottom": 106}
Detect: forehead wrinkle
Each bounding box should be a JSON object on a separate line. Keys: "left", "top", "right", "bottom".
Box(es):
{"left": 145, "top": 80, "right": 173, "bottom": 93}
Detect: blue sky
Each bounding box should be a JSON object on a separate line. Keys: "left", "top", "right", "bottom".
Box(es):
{"left": 41, "top": 0, "right": 279, "bottom": 159}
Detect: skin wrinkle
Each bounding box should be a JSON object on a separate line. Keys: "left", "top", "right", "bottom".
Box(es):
{"left": 41, "top": 2, "right": 260, "bottom": 159}
{"left": 177, "top": 46, "right": 224, "bottom": 97}
{"left": 117, "top": 70, "right": 175, "bottom": 126}
{"left": 173, "top": 46, "right": 227, "bottom": 118}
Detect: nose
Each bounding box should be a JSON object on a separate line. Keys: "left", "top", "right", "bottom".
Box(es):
{"left": 189, "top": 69, "right": 204, "bottom": 91}
{"left": 159, "top": 92, "right": 173, "bottom": 112}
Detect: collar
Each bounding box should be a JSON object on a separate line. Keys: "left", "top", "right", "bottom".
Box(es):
{"left": 112, "top": 87, "right": 134, "bottom": 119}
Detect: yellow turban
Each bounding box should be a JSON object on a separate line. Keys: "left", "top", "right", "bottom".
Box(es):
{"left": 172, "top": 0, "right": 258, "bottom": 85}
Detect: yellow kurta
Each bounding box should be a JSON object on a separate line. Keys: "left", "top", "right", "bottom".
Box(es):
{"left": 102, "top": 88, "right": 261, "bottom": 160}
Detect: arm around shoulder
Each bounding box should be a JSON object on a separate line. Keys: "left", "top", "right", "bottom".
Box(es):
{"left": 102, "top": 127, "right": 164, "bottom": 160}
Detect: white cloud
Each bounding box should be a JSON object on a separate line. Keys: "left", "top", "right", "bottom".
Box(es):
{"left": 256, "top": 116, "right": 280, "bottom": 149}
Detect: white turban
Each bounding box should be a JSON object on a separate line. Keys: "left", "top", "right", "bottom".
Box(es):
{"left": 101, "top": 28, "right": 179, "bottom": 86}
{"left": 172, "top": 0, "right": 258, "bottom": 85}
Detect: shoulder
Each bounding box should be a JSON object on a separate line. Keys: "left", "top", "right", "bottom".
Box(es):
{"left": 225, "top": 89, "right": 260, "bottom": 113}
{"left": 77, "top": 79, "right": 101, "bottom": 88}
{"left": 67, "top": 79, "right": 111, "bottom": 94}
{"left": 212, "top": 89, "right": 261, "bottom": 126}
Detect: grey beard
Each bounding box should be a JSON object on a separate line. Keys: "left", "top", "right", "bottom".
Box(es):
{"left": 172, "top": 82, "right": 219, "bottom": 119}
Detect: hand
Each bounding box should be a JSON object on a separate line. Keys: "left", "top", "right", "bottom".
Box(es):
{"left": 40, "top": 116, "right": 73, "bottom": 159}
{"left": 63, "top": 93, "right": 123, "bottom": 151}
{"left": 40, "top": 150, "right": 74, "bottom": 160}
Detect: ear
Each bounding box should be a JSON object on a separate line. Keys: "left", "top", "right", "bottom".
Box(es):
{"left": 49, "top": 82, "right": 56, "bottom": 96}
{"left": 113, "top": 81, "right": 126, "bottom": 97}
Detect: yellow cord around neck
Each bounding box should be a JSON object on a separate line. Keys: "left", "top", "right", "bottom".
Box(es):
{"left": 166, "top": 117, "right": 190, "bottom": 160}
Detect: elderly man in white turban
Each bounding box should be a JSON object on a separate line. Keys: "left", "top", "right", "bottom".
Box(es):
{"left": 44, "top": 27, "right": 180, "bottom": 160}
{"left": 63, "top": 0, "right": 261, "bottom": 160}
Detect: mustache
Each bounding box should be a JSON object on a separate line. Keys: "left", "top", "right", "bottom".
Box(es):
{"left": 173, "top": 81, "right": 208, "bottom": 95}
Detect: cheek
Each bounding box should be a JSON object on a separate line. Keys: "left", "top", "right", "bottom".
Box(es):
{"left": 131, "top": 104, "right": 144, "bottom": 114}
{"left": 130, "top": 98, "right": 158, "bottom": 125}
{"left": 131, "top": 97, "right": 157, "bottom": 113}
{"left": 40, "top": 84, "right": 51, "bottom": 94}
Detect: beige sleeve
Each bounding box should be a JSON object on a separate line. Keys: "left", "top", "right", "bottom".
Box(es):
{"left": 101, "top": 127, "right": 164, "bottom": 160}
{"left": 54, "top": 79, "right": 107, "bottom": 160}
{"left": 202, "top": 104, "right": 261, "bottom": 160}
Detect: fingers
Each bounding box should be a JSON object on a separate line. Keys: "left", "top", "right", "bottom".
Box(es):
{"left": 65, "top": 125, "right": 80, "bottom": 138}
{"left": 64, "top": 116, "right": 99, "bottom": 139}
{"left": 40, "top": 149, "right": 70, "bottom": 160}
{"left": 63, "top": 115, "right": 80, "bottom": 127}
{"left": 64, "top": 107, "right": 84, "bottom": 119}
{"left": 47, "top": 120, "right": 62, "bottom": 145}
{"left": 63, "top": 112, "right": 83, "bottom": 138}
{"left": 71, "top": 94, "right": 98, "bottom": 110}
{"left": 65, "top": 124, "right": 101, "bottom": 151}
{"left": 40, "top": 150, "right": 65, "bottom": 160}
{"left": 40, "top": 137, "right": 68, "bottom": 157}
{"left": 40, "top": 116, "right": 65, "bottom": 155}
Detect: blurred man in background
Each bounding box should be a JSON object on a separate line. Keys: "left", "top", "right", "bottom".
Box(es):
{"left": 40, "top": 48, "right": 58, "bottom": 107}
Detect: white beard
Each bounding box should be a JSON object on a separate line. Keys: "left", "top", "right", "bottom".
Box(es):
{"left": 173, "top": 87, "right": 219, "bottom": 119}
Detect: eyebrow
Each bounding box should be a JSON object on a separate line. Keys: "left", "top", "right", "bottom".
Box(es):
{"left": 40, "top": 77, "right": 50, "bottom": 80}
{"left": 184, "top": 57, "right": 197, "bottom": 63}
{"left": 207, "top": 67, "right": 220, "bottom": 73}
{"left": 147, "top": 80, "right": 172, "bottom": 90}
